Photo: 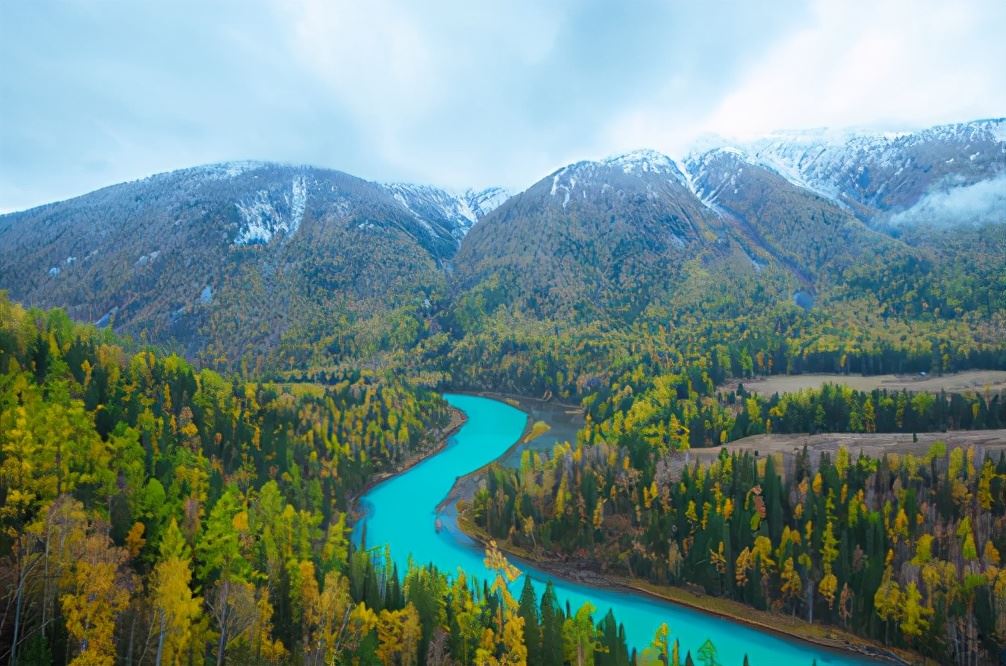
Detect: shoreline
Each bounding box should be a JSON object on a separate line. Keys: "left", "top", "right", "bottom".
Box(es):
{"left": 460, "top": 388, "right": 584, "bottom": 414}
{"left": 455, "top": 511, "right": 917, "bottom": 665}
{"left": 434, "top": 391, "right": 535, "bottom": 512}
{"left": 348, "top": 404, "right": 467, "bottom": 522}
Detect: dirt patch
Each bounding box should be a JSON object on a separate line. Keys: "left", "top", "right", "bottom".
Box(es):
{"left": 723, "top": 370, "right": 1006, "bottom": 396}
{"left": 681, "top": 429, "right": 1006, "bottom": 472}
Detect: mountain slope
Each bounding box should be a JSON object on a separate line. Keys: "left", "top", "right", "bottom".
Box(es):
{"left": 0, "top": 162, "right": 500, "bottom": 366}
{"left": 383, "top": 183, "right": 509, "bottom": 240}
{"left": 452, "top": 150, "right": 742, "bottom": 322}
{"left": 733, "top": 118, "right": 1006, "bottom": 222}
{"left": 684, "top": 147, "right": 909, "bottom": 285}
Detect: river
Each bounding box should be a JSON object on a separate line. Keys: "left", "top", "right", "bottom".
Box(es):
{"left": 353, "top": 393, "right": 876, "bottom": 665}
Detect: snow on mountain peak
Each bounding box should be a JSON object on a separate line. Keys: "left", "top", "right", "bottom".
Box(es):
{"left": 602, "top": 149, "right": 681, "bottom": 176}
{"left": 546, "top": 149, "right": 693, "bottom": 207}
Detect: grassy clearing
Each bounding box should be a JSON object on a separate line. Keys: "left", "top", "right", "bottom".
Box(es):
{"left": 724, "top": 370, "right": 1006, "bottom": 396}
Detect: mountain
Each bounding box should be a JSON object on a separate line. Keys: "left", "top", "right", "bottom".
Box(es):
{"left": 452, "top": 144, "right": 919, "bottom": 323}
{"left": 719, "top": 118, "right": 1006, "bottom": 223}
{"left": 452, "top": 149, "right": 738, "bottom": 321}
{"left": 1, "top": 119, "right": 1002, "bottom": 374}
{"left": 683, "top": 147, "right": 908, "bottom": 284}
{"left": 0, "top": 161, "right": 507, "bottom": 366}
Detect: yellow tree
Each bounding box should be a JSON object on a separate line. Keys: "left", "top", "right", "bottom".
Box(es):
{"left": 779, "top": 557, "right": 802, "bottom": 615}
{"left": 873, "top": 570, "right": 902, "bottom": 645}
{"left": 376, "top": 604, "right": 423, "bottom": 665}
{"left": 152, "top": 519, "right": 202, "bottom": 666}
{"left": 636, "top": 622, "right": 671, "bottom": 665}
{"left": 61, "top": 529, "right": 131, "bottom": 666}
{"left": 479, "top": 540, "right": 528, "bottom": 666}
{"left": 899, "top": 582, "right": 932, "bottom": 644}
{"left": 304, "top": 570, "right": 359, "bottom": 665}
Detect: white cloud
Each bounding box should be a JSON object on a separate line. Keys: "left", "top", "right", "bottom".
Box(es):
{"left": 703, "top": 0, "right": 1006, "bottom": 138}
{"left": 889, "top": 174, "right": 1006, "bottom": 226}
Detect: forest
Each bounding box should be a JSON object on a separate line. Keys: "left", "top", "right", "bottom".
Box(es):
{"left": 471, "top": 398, "right": 1006, "bottom": 665}
{"left": 1, "top": 294, "right": 749, "bottom": 665}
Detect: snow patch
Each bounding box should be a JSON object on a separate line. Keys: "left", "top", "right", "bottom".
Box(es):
{"left": 234, "top": 175, "right": 308, "bottom": 244}
{"left": 991, "top": 120, "right": 1006, "bottom": 143}
{"left": 603, "top": 149, "right": 680, "bottom": 176}
{"left": 135, "top": 250, "right": 160, "bottom": 267}
{"left": 384, "top": 182, "right": 507, "bottom": 240}
{"left": 193, "top": 161, "right": 264, "bottom": 180}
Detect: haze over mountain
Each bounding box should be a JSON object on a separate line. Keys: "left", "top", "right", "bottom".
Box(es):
{"left": 0, "top": 118, "right": 1002, "bottom": 369}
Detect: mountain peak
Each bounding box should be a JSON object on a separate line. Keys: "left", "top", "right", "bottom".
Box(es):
{"left": 600, "top": 149, "right": 680, "bottom": 176}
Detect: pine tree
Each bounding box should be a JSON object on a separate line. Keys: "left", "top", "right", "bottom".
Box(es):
{"left": 696, "top": 639, "right": 719, "bottom": 666}
{"left": 540, "top": 581, "right": 564, "bottom": 666}
{"left": 518, "top": 576, "right": 542, "bottom": 665}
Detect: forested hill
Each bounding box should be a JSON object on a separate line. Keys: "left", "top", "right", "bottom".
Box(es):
{"left": 0, "top": 163, "right": 504, "bottom": 369}
{"left": 0, "top": 119, "right": 1004, "bottom": 385}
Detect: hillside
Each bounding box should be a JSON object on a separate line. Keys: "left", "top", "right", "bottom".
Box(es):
{"left": 726, "top": 118, "right": 1006, "bottom": 223}
{"left": 0, "top": 162, "right": 506, "bottom": 368}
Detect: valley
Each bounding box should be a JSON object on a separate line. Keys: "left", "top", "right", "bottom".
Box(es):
{"left": 1, "top": 117, "right": 1004, "bottom": 666}
{"left": 358, "top": 394, "right": 889, "bottom": 666}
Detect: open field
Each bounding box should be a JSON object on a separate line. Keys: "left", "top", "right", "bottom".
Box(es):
{"left": 724, "top": 370, "right": 1006, "bottom": 396}
{"left": 684, "top": 429, "right": 1006, "bottom": 469}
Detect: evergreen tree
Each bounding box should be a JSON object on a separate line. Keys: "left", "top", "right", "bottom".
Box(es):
{"left": 540, "top": 581, "right": 565, "bottom": 666}
{"left": 519, "top": 576, "right": 543, "bottom": 665}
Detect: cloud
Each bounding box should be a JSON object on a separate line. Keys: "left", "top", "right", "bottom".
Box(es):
{"left": 703, "top": 0, "right": 1006, "bottom": 138}
{"left": 0, "top": 0, "right": 1003, "bottom": 211}
{"left": 888, "top": 175, "right": 1006, "bottom": 226}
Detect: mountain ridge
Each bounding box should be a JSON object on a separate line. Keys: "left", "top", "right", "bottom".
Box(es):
{"left": 1, "top": 117, "right": 1002, "bottom": 372}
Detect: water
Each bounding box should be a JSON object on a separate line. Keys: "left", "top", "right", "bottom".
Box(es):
{"left": 354, "top": 393, "right": 875, "bottom": 665}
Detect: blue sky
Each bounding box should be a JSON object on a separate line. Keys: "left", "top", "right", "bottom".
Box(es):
{"left": 1, "top": 0, "right": 1003, "bottom": 212}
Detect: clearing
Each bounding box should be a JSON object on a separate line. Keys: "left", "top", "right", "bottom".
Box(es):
{"left": 683, "top": 429, "right": 1006, "bottom": 471}
{"left": 724, "top": 370, "right": 1006, "bottom": 396}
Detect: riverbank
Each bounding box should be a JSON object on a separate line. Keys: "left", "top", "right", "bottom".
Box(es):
{"left": 462, "top": 388, "right": 583, "bottom": 416}
{"left": 455, "top": 510, "right": 922, "bottom": 664}
{"left": 348, "top": 405, "right": 467, "bottom": 522}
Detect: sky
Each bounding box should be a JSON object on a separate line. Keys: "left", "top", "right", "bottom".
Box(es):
{"left": 1, "top": 0, "right": 1004, "bottom": 212}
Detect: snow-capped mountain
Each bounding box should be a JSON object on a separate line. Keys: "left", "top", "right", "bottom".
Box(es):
{"left": 695, "top": 118, "right": 1006, "bottom": 223}
{"left": 452, "top": 148, "right": 736, "bottom": 319}
{"left": 0, "top": 161, "right": 501, "bottom": 363}
{"left": 0, "top": 117, "right": 1001, "bottom": 364}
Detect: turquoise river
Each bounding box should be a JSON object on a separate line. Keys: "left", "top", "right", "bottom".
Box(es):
{"left": 354, "top": 393, "right": 877, "bottom": 665}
